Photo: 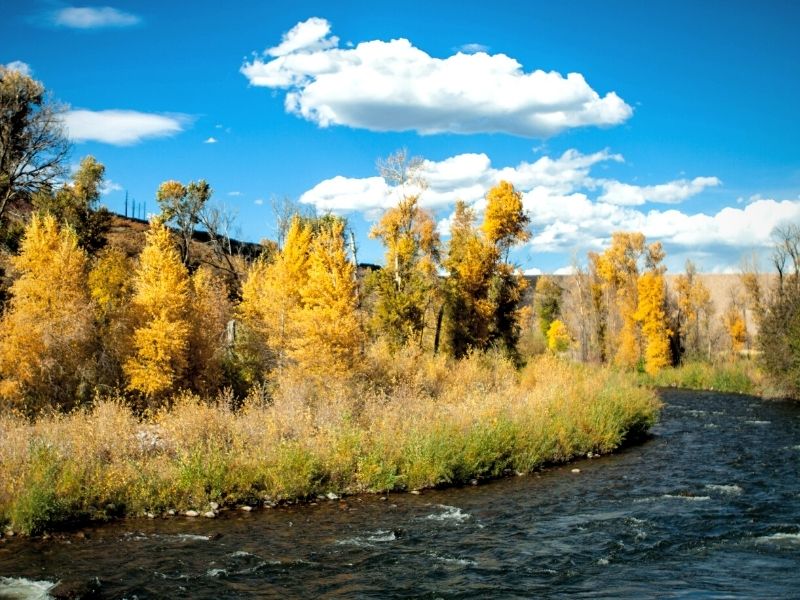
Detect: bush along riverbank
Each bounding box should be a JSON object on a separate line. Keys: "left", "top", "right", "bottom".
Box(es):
{"left": 635, "top": 358, "right": 774, "bottom": 397}
{"left": 0, "top": 353, "right": 661, "bottom": 536}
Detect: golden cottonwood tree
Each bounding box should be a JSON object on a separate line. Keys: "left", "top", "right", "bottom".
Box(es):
{"left": 34, "top": 155, "right": 111, "bottom": 253}
{"left": 482, "top": 180, "right": 530, "bottom": 259}
{"left": 546, "top": 319, "right": 570, "bottom": 353}
{"left": 291, "top": 219, "right": 363, "bottom": 378}
{"left": 369, "top": 194, "right": 440, "bottom": 348}
{"left": 124, "top": 220, "right": 191, "bottom": 400}
{"left": 0, "top": 215, "right": 93, "bottom": 411}
{"left": 443, "top": 201, "right": 496, "bottom": 357}
{"left": 239, "top": 216, "right": 313, "bottom": 371}
{"left": 596, "top": 232, "right": 645, "bottom": 368}
{"left": 88, "top": 246, "right": 135, "bottom": 387}
{"left": 443, "top": 182, "right": 530, "bottom": 359}
{"left": 595, "top": 233, "right": 670, "bottom": 370}
{"left": 723, "top": 306, "right": 747, "bottom": 354}
{"left": 187, "top": 266, "right": 232, "bottom": 395}
{"left": 635, "top": 270, "right": 672, "bottom": 374}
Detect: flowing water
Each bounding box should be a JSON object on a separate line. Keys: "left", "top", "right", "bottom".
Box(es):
{"left": 1, "top": 389, "right": 799, "bottom": 599}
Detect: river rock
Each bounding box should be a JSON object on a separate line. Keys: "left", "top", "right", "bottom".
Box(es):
{"left": 203, "top": 511, "right": 216, "bottom": 518}
{"left": 326, "top": 492, "right": 339, "bottom": 500}
{"left": 51, "top": 577, "right": 103, "bottom": 599}
{"left": 240, "top": 505, "right": 253, "bottom": 512}
{"left": 410, "top": 490, "right": 421, "bottom": 495}
{"left": 571, "top": 468, "right": 581, "bottom": 473}
{"left": 167, "top": 509, "right": 176, "bottom": 516}
{"left": 470, "top": 479, "right": 479, "bottom": 486}
{"left": 185, "top": 510, "right": 199, "bottom": 517}
{"left": 209, "top": 502, "right": 219, "bottom": 510}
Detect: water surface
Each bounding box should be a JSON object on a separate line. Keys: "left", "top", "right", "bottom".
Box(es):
{"left": 1, "top": 389, "right": 799, "bottom": 598}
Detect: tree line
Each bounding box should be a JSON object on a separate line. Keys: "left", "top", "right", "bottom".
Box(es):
{"left": 1, "top": 65, "right": 798, "bottom": 414}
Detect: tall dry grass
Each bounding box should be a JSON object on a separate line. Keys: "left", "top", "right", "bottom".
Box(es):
{"left": 0, "top": 350, "right": 660, "bottom": 534}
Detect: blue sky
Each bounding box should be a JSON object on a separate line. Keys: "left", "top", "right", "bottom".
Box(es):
{"left": 3, "top": 1, "right": 800, "bottom": 272}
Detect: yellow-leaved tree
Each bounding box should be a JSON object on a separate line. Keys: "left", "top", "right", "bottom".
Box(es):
{"left": 596, "top": 233, "right": 670, "bottom": 370}
{"left": 723, "top": 306, "right": 747, "bottom": 354}
{"left": 482, "top": 180, "right": 531, "bottom": 260}
{"left": 239, "top": 215, "right": 313, "bottom": 372}
{"left": 88, "top": 246, "right": 135, "bottom": 387}
{"left": 290, "top": 218, "right": 364, "bottom": 378}
{"left": 546, "top": 319, "right": 570, "bottom": 353}
{"left": 187, "top": 266, "right": 232, "bottom": 395}
{"left": 442, "top": 201, "right": 497, "bottom": 357}
{"left": 369, "top": 194, "right": 440, "bottom": 348}
{"left": 596, "top": 232, "right": 646, "bottom": 368}
{"left": 635, "top": 270, "right": 672, "bottom": 374}
{"left": 0, "top": 214, "right": 94, "bottom": 412}
{"left": 124, "top": 219, "right": 191, "bottom": 402}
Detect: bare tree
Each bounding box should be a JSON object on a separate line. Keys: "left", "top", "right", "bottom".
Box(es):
{"left": 0, "top": 67, "right": 70, "bottom": 224}
{"left": 772, "top": 223, "right": 800, "bottom": 292}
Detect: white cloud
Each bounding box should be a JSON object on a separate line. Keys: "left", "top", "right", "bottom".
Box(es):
{"left": 227, "top": 191, "right": 242, "bottom": 197}
{"left": 266, "top": 17, "right": 338, "bottom": 57}
{"left": 300, "top": 148, "right": 800, "bottom": 266}
{"left": 242, "top": 17, "right": 632, "bottom": 137}
{"left": 100, "top": 179, "right": 123, "bottom": 195}
{"left": 456, "top": 43, "right": 489, "bottom": 54}
{"left": 254, "top": 198, "right": 264, "bottom": 205}
{"left": 523, "top": 267, "right": 542, "bottom": 276}
{"left": 52, "top": 6, "right": 141, "bottom": 29}
{"left": 64, "top": 109, "right": 188, "bottom": 145}
{"left": 598, "top": 176, "right": 721, "bottom": 206}
{"left": 554, "top": 266, "right": 577, "bottom": 275}
{"left": 3, "top": 61, "right": 32, "bottom": 76}
{"left": 204, "top": 137, "right": 218, "bottom": 144}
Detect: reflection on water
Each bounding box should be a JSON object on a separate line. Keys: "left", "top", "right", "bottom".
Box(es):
{"left": 1, "top": 390, "right": 799, "bottom": 598}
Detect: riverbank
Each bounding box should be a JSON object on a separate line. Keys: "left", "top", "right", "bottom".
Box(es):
{"left": 636, "top": 358, "right": 769, "bottom": 396}
{"left": 0, "top": 353, "right": 660, "bottom": 535}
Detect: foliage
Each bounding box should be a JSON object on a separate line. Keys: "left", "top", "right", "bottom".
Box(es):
{"left": 534, "top": 275, "right": 562, "bottom": 337}
{"left": 594, "top": 233, "right": 667, "bottom": 370}
{"left": 0, "top": 215, "right": 93, "bottom": 412}
{"left": 239, "top": 215, "right": 312, "bottom": 373}
{"left": 758, "top": 223, "right": 800, "bottom": 397}
{"left": 291, "top": 218, "right": 364, "bottom": 378}
{"left": 635, "top": 271, "right": 672, "bottom": 374}
{"left": 369, "top": 194, "right": 440, "bottom": 348}
{"left": 723, "top": 307, "right": 747, "bottom": 354}
{"left": 481, "top": 180, "right": 531, "bottom": 258}
{"left": 156, "top": 179, "right": 212, "bottom": 266}
{"left": 546, "top": 319, "right": 570, "bottom": 353}
{"left": 638, "top": 358, "right": 763, "bottom": 396}
{"left": 674, "top": 260, "right": 713, "bottom": 360}
{"left": 187, "top": 266, "right": 232, "bottom": 395}
{"left": 442, "top": 201, "right": 496, "bottom": 357}
{"left": 0, "top": 67, "right": 69, "bottom": 227}
{"left": 442, "top": 183, "right": 529, "bottom": 359}
{"left": 33, "top": 155, "right": 111, "bottom": 253}
{"left": 124, "top": 221, "right": 190, "bottom": 401}
{"left": 0, "top": 353, "right": 660, "bottom": 534}
{"left": 88, "top": 247, "right": 135, "bottom": 389}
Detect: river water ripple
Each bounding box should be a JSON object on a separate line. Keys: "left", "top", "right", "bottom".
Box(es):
{"left": 1, "top": 389, "right": 799, "bottom": 598}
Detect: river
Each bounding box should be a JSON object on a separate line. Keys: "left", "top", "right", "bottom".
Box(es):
{"left": 1, "top": 389, "right": 799, "bottom": 599}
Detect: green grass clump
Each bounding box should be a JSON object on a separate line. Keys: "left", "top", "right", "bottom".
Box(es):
{"left": 0, "top": 352, "right": 661, "bottom": 535}
{"left": 638, "top": 358, "right": 763, "bottom": 395}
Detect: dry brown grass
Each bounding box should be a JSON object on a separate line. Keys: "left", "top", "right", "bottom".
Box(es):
{"left": 0, "top": 350, "right": 660, "bottom": 535}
